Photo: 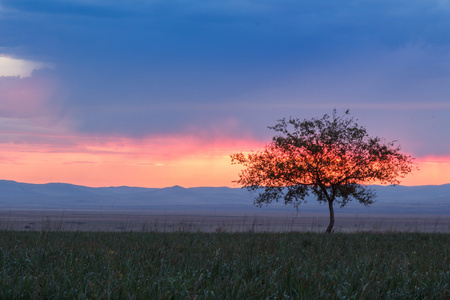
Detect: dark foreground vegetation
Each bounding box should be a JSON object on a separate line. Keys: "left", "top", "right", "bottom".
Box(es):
{"left": 0, "top": 231, "right": 448, "bottom": 299}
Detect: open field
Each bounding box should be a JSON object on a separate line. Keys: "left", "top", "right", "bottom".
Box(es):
{"left": 0, "top": 210, "right": 449, "bottom": 233}
{"left": 0, "top": 231, "right": 448, "bottom": 299}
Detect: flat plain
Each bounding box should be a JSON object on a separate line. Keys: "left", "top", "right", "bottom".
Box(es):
{"left": 1, "top": 210, "right": 449, "bottom": 233}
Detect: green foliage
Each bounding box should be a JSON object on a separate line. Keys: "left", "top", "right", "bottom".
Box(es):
{"left": 0, "top": 231, "right": 448, "bottom": 299}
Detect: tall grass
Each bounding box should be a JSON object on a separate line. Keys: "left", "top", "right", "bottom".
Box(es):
{"left": 0, "top": 231, "right": 448, "bottom": 299}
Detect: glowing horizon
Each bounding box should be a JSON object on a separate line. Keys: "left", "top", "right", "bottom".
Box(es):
{"left": 0, "top": 135, "right": 448, "bottom": 188}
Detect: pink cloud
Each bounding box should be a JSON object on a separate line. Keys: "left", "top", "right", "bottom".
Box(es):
{"left": 0, "top": 134, "right": 448, "bottom": 187}
{"left": 0, "top": 75, "right": 59, "bottom": 119}
{"left": 0, "top": 131, "right": 264, "bottom": 187}
{"left": 400, "top": 156, "right": 450, "bottom": 186}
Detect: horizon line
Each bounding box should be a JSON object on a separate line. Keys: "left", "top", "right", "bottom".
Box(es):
{"left": 1, "top": 179, "right": 449, "bottom": 189}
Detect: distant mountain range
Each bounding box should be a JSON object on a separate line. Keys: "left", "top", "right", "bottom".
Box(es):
{"left": 0, "top": 180, "right": 449, "bottom": 215}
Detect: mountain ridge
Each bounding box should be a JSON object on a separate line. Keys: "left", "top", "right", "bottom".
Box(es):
{"left": 0, "top": 180, "right": 449, "bottom": 215}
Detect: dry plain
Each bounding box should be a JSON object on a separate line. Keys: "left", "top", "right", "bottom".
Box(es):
{"left": 1, "top": 210, "right": 449, "bottom": 233}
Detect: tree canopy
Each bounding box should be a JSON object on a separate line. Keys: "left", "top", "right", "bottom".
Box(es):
{"left": 231, "top": 110, "right": 415, "bottom": 233}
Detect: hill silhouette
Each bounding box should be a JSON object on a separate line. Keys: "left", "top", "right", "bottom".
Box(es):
{"left": 0, "top": 180, "right": 449, "bottom": 215}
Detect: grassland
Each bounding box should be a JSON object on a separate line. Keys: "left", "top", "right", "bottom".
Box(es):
{"left": 0, "top": 230, "right": 448, "bottom": 299}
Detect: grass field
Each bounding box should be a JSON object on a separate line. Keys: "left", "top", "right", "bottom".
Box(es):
{"left": 0, "top": 230, "right": 448, "bottom": 299}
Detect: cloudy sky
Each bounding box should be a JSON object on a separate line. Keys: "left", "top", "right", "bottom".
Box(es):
{"left": 1, "top": 0, "right": 449, "bottom": 187}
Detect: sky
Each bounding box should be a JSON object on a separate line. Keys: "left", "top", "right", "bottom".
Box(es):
{"left": 0, "top": 0, "right": 449, "bottom": 188}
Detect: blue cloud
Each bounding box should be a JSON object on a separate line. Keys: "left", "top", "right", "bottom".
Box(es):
{"left": 1, "top": 0, "right": 450, "bottom": 156}
{"left": 1, "top": 0, "right": 130, "bottom": 18}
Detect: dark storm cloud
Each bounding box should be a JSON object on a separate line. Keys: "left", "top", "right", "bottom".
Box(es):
{"left": 1, "top": 0, "right": 449, "bottom": 156}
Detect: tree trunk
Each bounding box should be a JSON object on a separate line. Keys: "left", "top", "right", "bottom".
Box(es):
{"left": 326, "top": 200, "right": 335, "bottom": 233}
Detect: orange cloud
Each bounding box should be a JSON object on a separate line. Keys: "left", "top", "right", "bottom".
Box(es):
{"left": 0, "top": 134, "right": 263, "bottom": 187}
{"left": 400, "top": 156, "right": 450, "bottom": 186}
{"left": 0, "top": 132, "right": 448, "bottom": 188}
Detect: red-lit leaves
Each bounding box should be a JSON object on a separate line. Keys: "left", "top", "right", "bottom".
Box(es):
{"left": 231, "top": 110, "right": 415, "bottom": 233}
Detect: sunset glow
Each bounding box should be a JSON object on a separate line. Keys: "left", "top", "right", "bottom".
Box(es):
{"left": 0, "top": 135, "right": 262, "bottom": 187}
{"left": 401, "top": 157, "right": 450, "bottom": 186}
{"left": 0, "top": 135, "right": 448, "bottom": 188}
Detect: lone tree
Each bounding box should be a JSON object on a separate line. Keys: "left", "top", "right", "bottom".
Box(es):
{"left": 231, "top": 110, "right": 414, "bottom": 233}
